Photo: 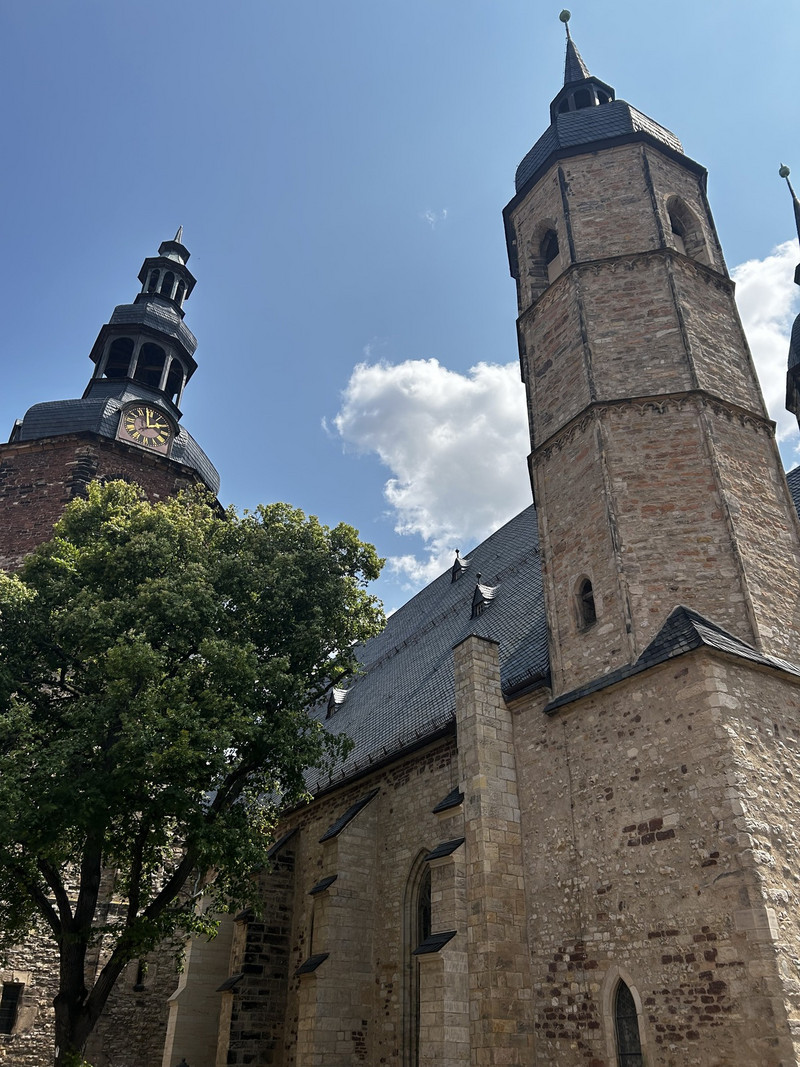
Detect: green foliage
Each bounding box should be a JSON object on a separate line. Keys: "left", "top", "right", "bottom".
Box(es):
{"left": 0, "top": 482, "right": 383, "bottom": 968}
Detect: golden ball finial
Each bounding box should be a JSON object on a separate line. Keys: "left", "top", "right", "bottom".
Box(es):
{"left": 559, "top": 9, "right": 571, "bottom": 22}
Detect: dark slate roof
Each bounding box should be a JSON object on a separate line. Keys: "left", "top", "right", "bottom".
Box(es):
{"left": 424, "top": 838, "right": 465, "bottom": 862}
{"left": 413, "top": 931, "right": 457, "bottom": 956}
{"left": 108, "top": 298, "right": 197, "bottom": 358}
{"left": 309, "top": 875, "right": 337, "bottom": 896}
{"left": 564, "top": 36, "right": 590, "bottom": 85}
{"left": 318, "top": 788, "right": 380, "bottom": 842}
{"left": 295, "top": 953, "right": 329, "bottom": 976}
{"left": 545, "top": 605, "right": 800, "bottom": 715}
{"left": 308, "top": 506, "right": 547, "bottom": 793}
{"left": 16, "top": 388, "right": 220, "bottom": 495}
{"left": 514, "top": 100, "right": 683, "bottom": 194}
{"left": 432, "top": 787, "right": 463, "bottom": 814}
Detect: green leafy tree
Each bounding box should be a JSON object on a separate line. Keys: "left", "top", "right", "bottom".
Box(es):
{"left": 0, "top": 482, "right": 383, "bottom": 1066}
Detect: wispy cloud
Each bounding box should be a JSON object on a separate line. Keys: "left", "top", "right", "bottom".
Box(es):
{"left": 421, "top": 208, "right": 448, "bottom": 229}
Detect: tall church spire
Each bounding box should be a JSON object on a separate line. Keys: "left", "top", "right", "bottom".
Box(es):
{"left": 560, "top": 10, "right": 590, "bottom": 84}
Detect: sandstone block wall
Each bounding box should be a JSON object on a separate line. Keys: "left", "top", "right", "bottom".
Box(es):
{"left": 512, "top": 648, "right": 800, "bottom": 1065}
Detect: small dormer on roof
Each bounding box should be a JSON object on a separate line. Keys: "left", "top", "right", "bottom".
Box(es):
{"left": 326, "top": 687, "right": 348, "bottom": 720}
{"left": 471, "top": 574, "right": 497, "bottom": 619}
{"left": 451, "top": 549, "right": 471, "bottom": 583}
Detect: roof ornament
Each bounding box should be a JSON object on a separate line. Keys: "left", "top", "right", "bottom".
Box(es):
{"left": 559, "top": 9, "right": 590, "bottom": 85}
{"left": 174, "top": 225, "right": 184, "bottom": 244}
{"left": 779, "top": 165, "right": 800, "bottom": 247}
{"left": 451, "top": 548, "right": 471, "bottom": 582}
{"left": 471, "top": 573, "right": 498, "bottom": 619}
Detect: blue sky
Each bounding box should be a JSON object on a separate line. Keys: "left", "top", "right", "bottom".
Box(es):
{"left": 1, "top": 2, "right": 799, "bottom": 609}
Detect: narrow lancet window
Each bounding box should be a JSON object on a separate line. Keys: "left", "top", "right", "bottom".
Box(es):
{"left": 577, "top": 577, "right": 596, "bottom": 629}
{"left": 614, "top": 980, "right": 643, "bottom": 1066}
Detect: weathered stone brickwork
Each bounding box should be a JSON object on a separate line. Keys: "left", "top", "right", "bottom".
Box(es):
{"left": 511, "top": 649, "right": 800, "bottom": 1064}
{"left": 0, "top": 433, "right": 201, "bottom": 570}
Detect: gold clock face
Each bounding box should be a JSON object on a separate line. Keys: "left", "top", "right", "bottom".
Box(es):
{"left": 121, "top": 405, "right": 172, "bottom": 452}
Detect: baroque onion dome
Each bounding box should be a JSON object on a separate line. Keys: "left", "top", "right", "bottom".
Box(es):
{"left": 781, "top": 165, "right": 800, "bottom": 429}
{"left": 10, "top": 230, "right": 219, "bottom": 494}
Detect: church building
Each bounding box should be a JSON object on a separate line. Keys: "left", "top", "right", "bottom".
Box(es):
{"left": 4, "top": 15, "right": 800, "bottom": 1067}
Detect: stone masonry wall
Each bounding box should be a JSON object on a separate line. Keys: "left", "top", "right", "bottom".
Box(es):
{"left": 0, "top": 433, "right": 201, "bottom": 570}
{"left": 214, "top": 737, "right": 460, "bottom": 1067}
{"left": 512, "top": 647, "right": 800, "bottom": 1066}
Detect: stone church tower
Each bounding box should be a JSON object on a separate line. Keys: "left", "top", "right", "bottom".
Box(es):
{"left": 5, "top": 18, "right": 800, "bottom": 1067}
{"left": 0, "top": 230, "right": 218, "bottom": 571}
{"left": 155, "top": 21, "right": 800, "bottom": 1067}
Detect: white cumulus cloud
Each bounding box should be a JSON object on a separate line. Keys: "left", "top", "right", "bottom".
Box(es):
{"left": 733, "top": 238, "right": 800, "bottom": 458}
{"left": 332, "top": 240, "right": 800, "bottom": 593}
{"left": 333, "top": 358, "right": 530, "bottom": 586}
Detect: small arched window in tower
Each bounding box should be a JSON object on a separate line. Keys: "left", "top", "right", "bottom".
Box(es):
{"left": 174, "top": 279, "right": 186, "bottom": 307}
{"left": 541, "top": 230, "right": 561, "bottom": 285}
{"left": 597, "top": 90, "right": 610, "bottom": 105}
{"left": 134, "top": 343, "right": 167, "bottom": 389}
{"left": 159, "top": 271, "right": 175, "bottom": 299}
{"left": 576, "top": 577, "right": 597, "bottom": 630}
{"left": 105, "top": 337, "right": 134, "bottom": 379}
{"left": 557, "top": 97, "right": 571, "bottom": 114}
{"left": 147, "top": 269, "right": 159, "bottom": 293}
{"left": 666, "top": 196, "right": 708, "bottom": 263}
{"left": 614, "top": 980, "right": 643, "bottom": 1066}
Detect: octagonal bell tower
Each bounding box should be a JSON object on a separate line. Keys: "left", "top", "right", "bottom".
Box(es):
{"left": 504, "top": 16, "right": 800, "bottom": 696}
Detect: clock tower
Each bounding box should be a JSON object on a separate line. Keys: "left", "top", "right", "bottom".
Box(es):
{"left": 0, "top": 231, "right": 219, "bottom": 570}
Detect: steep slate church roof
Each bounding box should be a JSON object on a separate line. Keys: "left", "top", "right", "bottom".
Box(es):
{"left": 309, "top": 505, "right": 548, "bottom": 792}
{"left": 313, "top": 471, "right": 800, "bottom": 795}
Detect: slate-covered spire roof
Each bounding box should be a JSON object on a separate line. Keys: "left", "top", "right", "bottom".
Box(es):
{"left": 782, "top": 167, "right": 800, "bottom": 429}
{"left": 513, "top": 14, "right": 684, "bottom": 195}
{"left": 563, "top": 22, "right": 590, "bottom": 84}
{"left": 779, "top": 166, "right": 800, "bottom": 247}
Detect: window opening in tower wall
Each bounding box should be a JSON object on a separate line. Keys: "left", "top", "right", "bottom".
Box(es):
{"left": 614, "top": 980, "right": 643, "bottom": 1066}
{"left": 0, "top": 983, "right": 23, "bottom": 1035}
{"left": 577, "top": 578, "right": 596, "bottom": 629}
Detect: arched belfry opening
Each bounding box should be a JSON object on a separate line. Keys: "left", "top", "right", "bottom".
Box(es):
{"left": 666, "top": 195, "right": 708, "bottom": 262}
{"left": 576, "top": 576, "right": 596, "bottom": 630}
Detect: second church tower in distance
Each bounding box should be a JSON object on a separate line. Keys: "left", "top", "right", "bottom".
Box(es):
{"left": 504, "top": 12, "right": 800, "bottom": 695}
{"left": 0, "top": 230, "right": 219, "bottom": 571}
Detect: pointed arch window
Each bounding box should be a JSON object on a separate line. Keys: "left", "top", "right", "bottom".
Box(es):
{"left": 403, "top": 855, "right": 432, "bottom": 1067}
{"left": 666, "top": 196, "right": 708, "bottom": 263}
{"left": 614, "top": 980, "right": 643, "bottom": 1066}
